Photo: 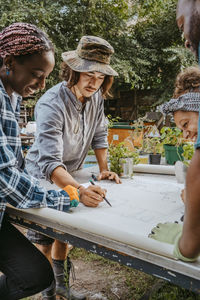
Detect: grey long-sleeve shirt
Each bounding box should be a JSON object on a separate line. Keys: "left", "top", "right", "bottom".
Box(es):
{"left": 26, "top": 82, "right": 108, "bottom": 182}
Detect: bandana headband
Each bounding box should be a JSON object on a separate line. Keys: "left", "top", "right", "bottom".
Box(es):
{"left": 160, "top": 92, "right": 200, "bottom": 115}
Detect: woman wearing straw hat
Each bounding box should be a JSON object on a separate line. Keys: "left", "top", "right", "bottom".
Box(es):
{"left": 26, "top": 35, "right": 121, "bottom": 300}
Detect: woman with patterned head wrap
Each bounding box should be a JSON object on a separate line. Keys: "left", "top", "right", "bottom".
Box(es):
{"left": 150, "top": 66, "right": 200, "bottom": 263}
{"left": 160, "top": 66, "right": 200, "bottom": 142}
{"left": 0, "top": 23, "right": 79, "bottom": 300}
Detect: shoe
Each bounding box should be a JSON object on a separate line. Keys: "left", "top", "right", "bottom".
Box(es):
{"left": 56, "top": 286, "right": 86, "bottom": 300}
{"left": 52, "top": 257, "right": 86, "bottom": 300}
{"left": 41, "top": 280, "right": 56, "bottom": 300}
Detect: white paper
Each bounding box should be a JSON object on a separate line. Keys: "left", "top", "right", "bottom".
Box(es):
{"left": 24, "top": 174, "right": 186, "bottom": 259}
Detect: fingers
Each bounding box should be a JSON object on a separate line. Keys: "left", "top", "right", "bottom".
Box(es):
{"left": 150, "top": 226, "right": 160, "bottom": 235}
{"left": 88, "top": 185, "right": 107, "bottom": 197}
{"left": 108, "top": 172, "right": 121, "bottom": 184}
{"left": 82, "top": 197, "right": 102, "bottom": 207}
{"left": 180, "top": 189, "right": 186, "bottom": 204}
{"left": 148, "top": 225, "right": 166, "bottom": 241}
{"left": 80, "top": 185, "right": 106, "bottom": 207}
{"left": 115, "top": 175, "right": 122, "bottom": 184}
{"left": 148, "top": 222, "right": 183, "bottom": 244}
{"left": 98, "top": 171, "right": 122, "bottom": 184}
{"left": 148, "top": 233, "right": 155, "bottom": 238}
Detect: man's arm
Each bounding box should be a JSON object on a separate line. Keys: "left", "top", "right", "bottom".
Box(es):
{"left": 94, "top": 148, "right": 121, "bottom": 183}
{"left": 50, "top": 166, "right": 80, "bottom": 189}
{"left": 94, "top": 148, "right": 109, "bottom": 172}
{"left": 179, "top": 149, "right": 200, "bottom": 258}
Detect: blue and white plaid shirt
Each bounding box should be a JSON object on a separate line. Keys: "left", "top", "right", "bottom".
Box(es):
{"left": 0, "top": 80, "right": 71, "bottom": 228}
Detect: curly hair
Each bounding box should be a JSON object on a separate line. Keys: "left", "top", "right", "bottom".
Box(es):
{"left": 173, "top": 66, "right": 200, "bottom": 98}
{"left": 59, "top": 62, "right": 113, "bottom": 98}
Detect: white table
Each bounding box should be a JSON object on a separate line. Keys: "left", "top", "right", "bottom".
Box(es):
{"left": 6, "top": 166, "right": 200, "bottom": 294}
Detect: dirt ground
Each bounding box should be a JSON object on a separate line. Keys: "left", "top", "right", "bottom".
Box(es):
{"left": 27, "top": 247, "right": 200, "bottom": 300}
{"left": 28, "top": 248, "right": 155, "bottom": 300}
{"left": 2, "top": 226, "right": 199, "bottom": 300}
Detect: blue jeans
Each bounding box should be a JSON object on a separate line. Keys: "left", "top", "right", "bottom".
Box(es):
{"left": 0, "top": 215, "right": 55, "bottom": 300}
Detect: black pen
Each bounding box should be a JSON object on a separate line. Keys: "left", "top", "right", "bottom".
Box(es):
{"left": 92, "top": 174, "right": 98, "bottom": 181}
{"left": 89, "top": 179, "right": 112, "bottom": 207}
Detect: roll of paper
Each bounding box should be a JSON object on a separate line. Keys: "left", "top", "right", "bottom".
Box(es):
{"left": 133, "top": 164, "right": 175, "bottom": 175}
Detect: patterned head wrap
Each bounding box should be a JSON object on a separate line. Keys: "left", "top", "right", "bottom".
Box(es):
{"left": 0, "top": 22, "right": 53, "bottom": 58}
{"left": 160, "top": 92, "right": 200, "bottom": 115}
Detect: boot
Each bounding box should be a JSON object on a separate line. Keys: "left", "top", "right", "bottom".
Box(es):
{"left": 52, "top": 258, "right": 86, "bottom": 300}
{"left": 41, "top": 280, "right": 56, "bottom": 300}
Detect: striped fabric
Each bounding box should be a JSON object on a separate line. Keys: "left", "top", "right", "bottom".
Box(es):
{"left": 0, "top": 80, "right": 71, "bottom": 228}
{"left": 160, "top": 92, "right": 200, "bottom": 115}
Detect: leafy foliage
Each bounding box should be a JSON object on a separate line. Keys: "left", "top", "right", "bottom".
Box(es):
{"left": 143, "top": 137, "right": 163, "bottom": 155}
{"left": 106, "top": 114, "right": 121, "bottom": 129}
{"left": 0, "top": 0, "right": 196, "bottom": 111}
{"left": 0, "top": 0, "right": 131, "bottom": 89}
{"left": 109, "top": 142, "right": 139, "bottom": 175}
{"left": 182, "top": 143, "right": 195, "bottom": 166}
{"left": 160, "top": 126, "right": 184, "bottom": 146}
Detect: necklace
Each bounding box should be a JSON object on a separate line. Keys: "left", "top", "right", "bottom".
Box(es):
{"left": 72, "top": 86, "right": 86, "bottom": 134}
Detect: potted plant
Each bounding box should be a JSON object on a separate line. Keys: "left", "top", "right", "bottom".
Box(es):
{"left": 174, "top": 142, "right": 195, "bottom": 183}
{"left": 160, "top": 126, "right": 184, "bottom": 165}
{"left": 109, "top": 142, "right": 139, "bottom": 177}
{"left": 143, "top": 136, "right": 163, "bottom": 164}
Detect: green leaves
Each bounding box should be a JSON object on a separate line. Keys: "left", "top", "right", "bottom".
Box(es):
{"left": 0, "top": 0, "right": 196, "bottom": 112}
{"left": 143, "top": 137, "right": 163, "bottom": 155}
{"left": 109, "top": 142, "right": 139, "bottom": 175}
{"left": 182, "top": 143, "right": 195, "bottom": 166}
{"left": 160, "top": 126, "right": 183, "bottom": 146}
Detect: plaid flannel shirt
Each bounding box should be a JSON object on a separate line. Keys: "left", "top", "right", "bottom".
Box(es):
{"left": 0, "top": 80, "right": 71, "bottom": 228}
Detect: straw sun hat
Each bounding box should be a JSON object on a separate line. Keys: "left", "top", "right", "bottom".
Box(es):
{"left": 61, "top": 35, "right": 118, "bottom": 76}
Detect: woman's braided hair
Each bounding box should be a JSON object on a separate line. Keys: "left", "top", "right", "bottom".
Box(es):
{"left": 0, "top": 22, "right": 54, "bottom": 65}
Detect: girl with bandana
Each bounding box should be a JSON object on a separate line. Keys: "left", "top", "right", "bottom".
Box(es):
{"left": 161, "top": 66, "right": 200, "bottom": 143}
{"left": 150, "top": 66, "right": 200, "bottom": 262}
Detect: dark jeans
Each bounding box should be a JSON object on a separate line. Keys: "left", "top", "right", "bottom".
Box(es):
{"left": 0, "top": 215, "right": 55, "bottom": 300}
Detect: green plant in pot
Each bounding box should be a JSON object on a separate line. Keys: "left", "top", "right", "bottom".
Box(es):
{"left": 143, "top": 136, "right": 163, "bottom": 165}
{"left": 109, "top": 142, "right": 139, "bottom": 177}
{"left": 174, "top": 142, "right": 195, "bottom": 184}
{"left": 160, "top": 126, "right": 184, "bottom": 165}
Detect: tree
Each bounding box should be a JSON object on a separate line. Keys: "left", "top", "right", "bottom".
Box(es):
{"left": 0, "top": 0, "right": 196, "bottom": 115}
{"left": 0, "top": 0, "right": 131, "bottom": 88}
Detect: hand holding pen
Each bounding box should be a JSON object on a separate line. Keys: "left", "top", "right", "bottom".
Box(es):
{"left": 90, "top": 174, "right": 112, "bottom": 207}
{"left": 78, "top": 182, "right": 106, "bottom": 207}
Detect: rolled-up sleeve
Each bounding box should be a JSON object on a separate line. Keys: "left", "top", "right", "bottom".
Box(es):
{"left": 0, "top": 120, "right": 71, "bottom": 212}
{"left": 91, "top": 97, "right": 108, "bottom": 150}
{"left": 35, "top": 99, "right": 67, "bottom": 182}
